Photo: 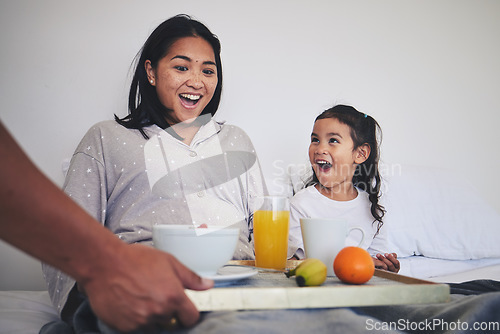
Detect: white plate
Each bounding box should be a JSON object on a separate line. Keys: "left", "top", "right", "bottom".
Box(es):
{"left": 204, "top": 266, "right": 258, "bottom": 283}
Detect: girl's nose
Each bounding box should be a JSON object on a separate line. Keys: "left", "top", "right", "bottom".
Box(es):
{"left": 315, "top": 144, "right": 328, "bottom": 155}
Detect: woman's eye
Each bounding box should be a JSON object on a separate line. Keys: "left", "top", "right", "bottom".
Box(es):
{"left": 203, "top": 69, "right": 215, "bottom": 75}
{"left": 174, "top": 66, "right": 188, "bottom": 71}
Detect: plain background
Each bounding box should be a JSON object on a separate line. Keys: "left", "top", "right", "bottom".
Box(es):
{"left": 1, "top": 0, "right": 499, "bottom": 289}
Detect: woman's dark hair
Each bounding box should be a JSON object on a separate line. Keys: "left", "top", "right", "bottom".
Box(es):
{"left": 307, "top": 104, "right": 385, "bottom": 234}
{"left": 115, "top": 14, "right": 223, "bottom": 139}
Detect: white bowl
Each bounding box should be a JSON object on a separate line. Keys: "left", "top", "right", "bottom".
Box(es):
{"left": 152, "top": 225, "right": 239, "bottom": 277}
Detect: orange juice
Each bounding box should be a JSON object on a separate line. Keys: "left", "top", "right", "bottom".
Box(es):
{"left": 253, "top": 210, "right": 290, "bottom": 269}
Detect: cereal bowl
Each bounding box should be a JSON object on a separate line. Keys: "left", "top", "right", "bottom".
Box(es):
{"left": 152, "top": 225, "right": 239, "bottom": 277}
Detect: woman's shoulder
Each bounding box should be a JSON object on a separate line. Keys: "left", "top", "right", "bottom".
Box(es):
{"left": 83, "top": 120, "right": 153, "bottom": 139}
{"left": 83, "top": 120, "right": 123, "bottom": 136}
{"left": 215, "top": 121, "right": 255, "bottom": 148}
{"left": 217, "top": 121, "right": 248, "bottom": 136}
{"left": 75, "top": 120, "right": 150, "bottom": 152}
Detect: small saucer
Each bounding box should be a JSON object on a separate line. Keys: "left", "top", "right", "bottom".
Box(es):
{"left": 203, "top": 266, "right": 258, "bottom": 283}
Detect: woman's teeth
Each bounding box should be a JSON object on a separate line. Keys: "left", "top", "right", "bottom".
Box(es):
{"left": 180, "top": 93, "right": 201, "bottom": 101}
{"left": 179, "top": 93, "right": 201, "bottom": 107}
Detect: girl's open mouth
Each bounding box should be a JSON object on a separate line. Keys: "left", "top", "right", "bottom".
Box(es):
{"left": 316, "top": 160, "right": 332, "bottom": 172}
{"left": 179, "top": 93, "right": 201, "bottom": 107}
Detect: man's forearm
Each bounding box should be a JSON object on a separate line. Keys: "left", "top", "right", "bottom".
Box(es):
{"left": 0, "top": 121, "right": 124, "bottom": 283}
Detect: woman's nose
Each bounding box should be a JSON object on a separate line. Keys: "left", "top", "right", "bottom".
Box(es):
{"left": 187, "top": 72, "right": 203, "bottom": 89}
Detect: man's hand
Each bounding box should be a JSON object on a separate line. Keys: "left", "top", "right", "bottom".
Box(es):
{"left": 80, "top": 244, "right": 213, "bottom": 332}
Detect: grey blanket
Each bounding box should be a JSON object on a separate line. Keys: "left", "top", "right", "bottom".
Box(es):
{"left": 41, "top": 280, "right": 500, "bottom": 334}
{"left": 183, "top": 291, "right": 500, "bottom": 334}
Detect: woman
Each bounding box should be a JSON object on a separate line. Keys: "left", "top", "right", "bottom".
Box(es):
{"left": 42, "top": 14, "right": 267, "bottom": 333}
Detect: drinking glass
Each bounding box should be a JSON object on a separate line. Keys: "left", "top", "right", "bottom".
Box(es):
{"left": 253, "top": 196, "right": 290, "bottom": 270}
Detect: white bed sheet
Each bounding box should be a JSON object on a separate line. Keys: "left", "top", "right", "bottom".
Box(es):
{"left": 429, "top": 263, "right": 500, "bottom": 283}
{"left": 0, "top": 290, "right": 58, "bottom": 334}
{"left": 398, "top": 256, "right": 500, "bottom": 282}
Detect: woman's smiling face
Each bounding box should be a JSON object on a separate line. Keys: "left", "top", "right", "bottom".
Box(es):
{"left": 145, "top": 36, "right": 218, "bottom": 125}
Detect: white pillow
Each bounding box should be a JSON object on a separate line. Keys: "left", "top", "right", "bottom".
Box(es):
{"left": 381, "top": 164, "right": 500, "bottom": 260}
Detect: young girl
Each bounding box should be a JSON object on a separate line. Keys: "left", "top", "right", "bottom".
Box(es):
{"left": 288, "top": 105, "right": 399, "bottom": 273}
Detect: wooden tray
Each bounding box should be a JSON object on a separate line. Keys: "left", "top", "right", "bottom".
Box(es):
{"left": 185, "top": 260, "right": 450, "bottom": 311}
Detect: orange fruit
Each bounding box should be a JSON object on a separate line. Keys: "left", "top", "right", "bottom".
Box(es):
{"left": 333, "top": 246, "right": 375, "bottom": 284}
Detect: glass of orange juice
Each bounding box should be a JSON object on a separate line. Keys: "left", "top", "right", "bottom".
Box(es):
{"left": 253, "top": 196, "right": 290, "bottom": 270}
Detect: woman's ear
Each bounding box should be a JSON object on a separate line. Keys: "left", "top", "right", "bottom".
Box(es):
{"left": 354, "top": 144, "right": 371, "bottom": 164}
{"left": 145, "top": 60, "right": 156, "bottom": 86}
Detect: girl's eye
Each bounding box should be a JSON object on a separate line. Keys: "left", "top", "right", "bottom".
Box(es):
{"left": 329, "top": 138, "right": 339, "bottom": 144}
{"left": 174, "top": 66, "right": 188, "bottom": 71}
{"left": 203, "top": 69, "right": 215, "bottom": 75}
{"left": 311, "top": 137, "right": 319, "bottom": 143}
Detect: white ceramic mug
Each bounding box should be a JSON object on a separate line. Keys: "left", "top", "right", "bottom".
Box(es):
{"left": 300, "top": 218, "right": 365, "bottom": 276}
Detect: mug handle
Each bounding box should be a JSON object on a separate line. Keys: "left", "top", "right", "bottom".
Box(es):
{"left": 348, "top": 227, "right": 365, "bottom": 247}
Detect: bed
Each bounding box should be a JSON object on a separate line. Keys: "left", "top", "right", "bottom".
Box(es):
{"left": 1, "top": 164, "right": 500, "bottom": 333}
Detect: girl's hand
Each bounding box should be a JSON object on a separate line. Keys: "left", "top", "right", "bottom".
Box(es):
{"left": 373, "top": 253, "right": 400, "bottom": 273}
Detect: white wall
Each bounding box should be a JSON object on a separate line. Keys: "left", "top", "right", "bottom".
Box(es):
{"left": 1, "top": 0, "right": 499, "bottom": 289}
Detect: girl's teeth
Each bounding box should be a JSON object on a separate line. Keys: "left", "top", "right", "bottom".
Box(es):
{"left": 317, "top": 161, "right": 332, "bottom": 168}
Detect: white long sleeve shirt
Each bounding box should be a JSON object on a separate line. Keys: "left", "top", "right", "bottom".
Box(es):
{"left": 288, "top": 185, "right": 389, "bottom": 259}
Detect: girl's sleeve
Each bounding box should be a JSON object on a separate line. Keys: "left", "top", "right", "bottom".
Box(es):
{"left": 366, "top": 222, "right": 391, "bottom": 256}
